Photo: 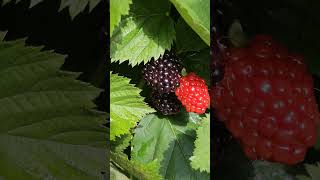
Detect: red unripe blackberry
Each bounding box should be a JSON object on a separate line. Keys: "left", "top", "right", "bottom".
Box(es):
{"left": 143, "top": 52, "right": 182, "bottom": 94}
{"left": 211, "top": 34, "right": 320, "bottom": 164}
{"left": 175, "top": 72, "right": 210, "bottom": 114}
{"left": 151, "top": 92, "right": 181, "bottom": 115}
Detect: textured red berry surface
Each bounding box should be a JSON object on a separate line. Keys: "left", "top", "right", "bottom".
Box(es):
{"left": 175, "top": 72, "right": 210, "bottom": 114}
{"left": 211, "top": 35, "right": 320, "bottom": 165}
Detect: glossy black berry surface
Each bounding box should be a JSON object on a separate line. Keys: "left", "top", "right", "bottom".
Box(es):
{"left": 142, "top": 52, "right": 182, "bottom": 94}
{"left": 151, "top": 92, "right": 181, "bottom": 115}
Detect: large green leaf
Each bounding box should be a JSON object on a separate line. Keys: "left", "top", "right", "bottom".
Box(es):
{"left": 190, "top": 115, "right": 210, "bottom": 173}
{"left": 110, "top": 0, "right": 132, "bottom": 36}
{"left": 110, "top": 73, "right": 154, "bottom": 140}
{"left": 110, "top": 0, "right": 175, "bottom": 66}
{"left": 170, "top": 0, "right": 210, "bottom": 46}
{"left": 131, "top": 113, "right": 210, "bottom": 179}
{"left": 175, "top": 18, "right": 207, "bottom": 53}
{"left": 1, "top": 0, "right": 101, "bottom": 19}
{"left": 0, "top": 38, "right": 107, "bottom": 179}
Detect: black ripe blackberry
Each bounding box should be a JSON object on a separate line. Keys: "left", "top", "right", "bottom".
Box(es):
{"left": 143, "top": 52, "right": 182, "bottom": 94}
{"left": 151, "top": 92, "right": 181, "bottom": 115}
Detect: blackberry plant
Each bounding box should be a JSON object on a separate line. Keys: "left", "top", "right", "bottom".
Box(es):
{"left": 110, "top": 0, "right": 211, "bottom": 179}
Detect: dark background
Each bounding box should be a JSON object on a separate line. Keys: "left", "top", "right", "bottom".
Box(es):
{"left": 0, "top": 0, "right": 108, "bottom": 111}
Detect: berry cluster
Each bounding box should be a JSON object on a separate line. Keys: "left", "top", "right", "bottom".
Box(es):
{"left": 143, "top": 52, "right": 182, "bottom": 115}
{"left": 211, "top": 35, "right": 320, "bottom": 164}
{"left": 143, "top": 52, "right": 210, "bottom": 115}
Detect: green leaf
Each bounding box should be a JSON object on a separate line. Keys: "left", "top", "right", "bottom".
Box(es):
{"left": 110, "top": 0, "right": 132, "bottom": 36}
{"left": 0, "top": 38, "right": 107, "bottom": 179}
{"left": 110, "top": 73, "right": 154, "bottom": 140}
{"left": 297, "top": 163, "right": 320, "bottom": 180}
{"left": 111, "top": 152, "right": 162, "bottom": 180}
{"left": 183, "top": 48, "right": 211, "bottom": 85}
{"left": 2, "top": 0, "right": 101, "bottom": 19}
{"left": 132, "top": 113, "right": 210, "bottom": 179}
{"left": 252, "top": 161, "right": 294, "bottom": 180}
{"left": 111, "top": 0, "right": 175, "bottom": 66}
{"left": 111, "top": 133, "right": 132, "bottom": 153}
{"left": 59, "top": 0, "right": 102, "bottom": 19}
{"left": 176, "top": 18, "right": 207, "bottom": 53}
{"left": 190, "top": 115, "right": 210, "bottom": 173}
{"left": 170, "top": 0, "right": 210, "bottom": 46}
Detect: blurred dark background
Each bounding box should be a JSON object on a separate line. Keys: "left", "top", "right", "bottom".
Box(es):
{"left": 217, "top": 0, "right": 320, "bottom": 74}
{"left": 0, "top": 0, "right": 108, "bottom": 111}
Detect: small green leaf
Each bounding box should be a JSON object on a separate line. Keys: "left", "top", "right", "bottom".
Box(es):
{"left": 111, "top": 0, "right": 175, "bottom": 66}
{"left": 190, "top": 115, "right": 210, "bottom": 173}
{"left": 132, "top": 113, "right": 210, "bottom": 179}
{"left": 110, "top": 73, "right": 154, "bottom": 140}
{"left": 110, "top": 0, "right": 132, "bottom": 36}
{"left": 170, "top": 0, "right": 210, "bottom": 46}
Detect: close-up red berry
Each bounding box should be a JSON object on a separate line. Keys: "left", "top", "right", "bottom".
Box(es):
{"left": 211, "top": 35, "right": 320, "bottom": 165}
{"left": 175, "top": 72, "right": 210, "bottom": 114}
